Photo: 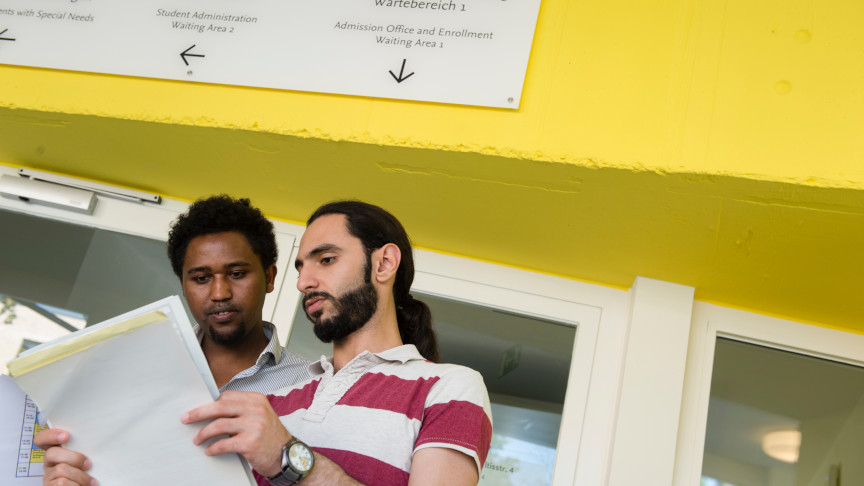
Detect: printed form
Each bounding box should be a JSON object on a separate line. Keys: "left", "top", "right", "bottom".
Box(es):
{"left": 1, "top": 375, "right": 42, "bottom": 484}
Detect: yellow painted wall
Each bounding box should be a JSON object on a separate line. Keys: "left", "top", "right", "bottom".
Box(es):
{"left": 1, "top": 0, "right": 862, "bottom": 331}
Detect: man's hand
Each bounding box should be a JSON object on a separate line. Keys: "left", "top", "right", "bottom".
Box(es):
{"left": 181, "top": 390, "right": 290, "bottom": 477}
{"left": 34, "top": 428, "right": 97, "bottom": 486}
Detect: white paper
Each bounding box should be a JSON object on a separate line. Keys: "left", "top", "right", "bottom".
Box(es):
{"left": 9, "top": 296, "right": 255, "bottom": 486}
{"left": 0, "top": 375, "right": 42, "bottom": 484}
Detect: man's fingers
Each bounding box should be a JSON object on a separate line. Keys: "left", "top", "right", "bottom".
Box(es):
{"left": 44, "top": 460, "right": 97, "bottom": 486}
{"left": 182, "top": 390, "right": 288, "bottom": 475}
{"left": 195, "top": 419, "right": 287, "bottom": 477}
{"left": 219, "top": 390, "right": 264, "bottom": 401}
{"left": 34, "top": 428, "right": 70, "bottom": 450}
{"left": 202, "top": 434, "right": 244, "bottom": 457}
{"left": 182, "top": 391, "right": 269, "bottom": 425}
{"left": 43, "top": 456, "right": 96, "bottom": 486}
{"left": 36, "top": 429, "right": 97, "bottom": 486}
{"left": 182, "top": 401, "right": 241, "bottom": 425}
{"left": 192, "top": 417, "right": 242, "bottom": 446}
{"left": 44, "top": 445, "right": 91, "bottom": 470}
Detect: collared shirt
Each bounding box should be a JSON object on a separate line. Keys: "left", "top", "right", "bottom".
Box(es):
{"left": 194, "top": 321, "right": 311, "bottom": 394}
{"left": 262, "top": 345, "right": 493, "bottom": 486}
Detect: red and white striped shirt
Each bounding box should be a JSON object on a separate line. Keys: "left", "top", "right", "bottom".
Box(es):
{"left": 258, "top": 345, "right": 492, "bottom": 486}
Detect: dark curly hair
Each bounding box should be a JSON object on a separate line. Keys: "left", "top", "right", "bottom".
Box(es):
{"left": 167, "top": 195, "right": 277, "bottom": 278}
{"left": 308, "top": 200, "right": 439, "bottom": 362}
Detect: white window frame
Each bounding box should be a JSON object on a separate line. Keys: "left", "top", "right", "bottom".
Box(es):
{"left": 673, "top": 302, "right": 864, "bottom": 486}
{"left": 606, "top": 277, "right": 695, "bottom": 486}
{"left": 274, "top": 240, "right": 632, "bottom": 486}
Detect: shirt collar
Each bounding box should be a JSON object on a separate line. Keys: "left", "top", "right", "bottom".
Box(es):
{"left": 193, "top": 321, "right": 282, "bottom": 366}
{"left": 307, "top": 344, "right": 423, "bottom": 375}
{"left": 260, "top": 321, "right": 282, "bottom": 365}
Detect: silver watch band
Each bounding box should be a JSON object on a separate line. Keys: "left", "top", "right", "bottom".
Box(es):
{"left": 267, "top": 469, "right": 302, "bottom": 486}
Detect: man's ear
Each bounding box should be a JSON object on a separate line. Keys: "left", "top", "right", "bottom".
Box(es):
{"left": 265, "top": 264, "right": 277, "bottom": 293}
{"left": 372, "top": 243, "right": 401, "bottom": 284}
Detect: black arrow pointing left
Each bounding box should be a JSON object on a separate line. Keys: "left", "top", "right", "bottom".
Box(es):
{"left": 0, "top": 28, "right": 16, "bottom": 42}
{"left": 180, "top": 45, "right": 204, "bottom": 65}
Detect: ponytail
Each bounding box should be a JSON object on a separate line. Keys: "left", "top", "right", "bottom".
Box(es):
{"left": 397, "top": 294, "right": 439, "bottom": 362}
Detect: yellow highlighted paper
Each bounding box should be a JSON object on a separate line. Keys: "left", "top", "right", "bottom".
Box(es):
{"left": 7, "top": 311, "right": 167, "bottom": 378}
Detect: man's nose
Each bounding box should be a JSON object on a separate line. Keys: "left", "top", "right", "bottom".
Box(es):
{"left": 296, "top": 267, "right": 317, "bottom": 293}
{"left": 210, "top": 275, "right": 232, "bottom": 301}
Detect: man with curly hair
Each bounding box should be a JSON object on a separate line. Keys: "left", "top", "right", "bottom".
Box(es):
{"left": 36, "top": 195, "right": 311, "bottom": 486}
{"left": 163, "top": 195, "right": 310, "bottom": 392}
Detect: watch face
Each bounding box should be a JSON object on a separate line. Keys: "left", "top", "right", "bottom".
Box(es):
{"left": 288, "top": 442, "right": 314, "bottom": 473}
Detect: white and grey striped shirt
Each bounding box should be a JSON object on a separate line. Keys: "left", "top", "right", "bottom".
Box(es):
{"left": 195, "top": 321, "right": 311, "bottom": 394}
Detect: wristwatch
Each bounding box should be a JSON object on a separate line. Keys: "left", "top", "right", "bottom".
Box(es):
{"left": 267, "top": 437, "right": 315, "bottom": 486}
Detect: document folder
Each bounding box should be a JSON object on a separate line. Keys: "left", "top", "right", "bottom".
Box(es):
{"left": 7, "top": 296, "right": 256, "bottom": 486}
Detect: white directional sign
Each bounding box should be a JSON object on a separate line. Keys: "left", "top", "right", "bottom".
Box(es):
{"left": 0, "top": 0, "right": 541, "bottom": 108}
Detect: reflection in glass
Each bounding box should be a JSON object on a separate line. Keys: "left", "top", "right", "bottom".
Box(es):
{"left": 702, "top": 338, "right": 864, "bottom": 486}
{"left": 0, "top": 294, "right": 86, "bottom": 374}
{"left": 286, "top": 292, "right": 577, "bottom": 485}
{"left": 483, "top": 402, "right": 560, "bottom": 485}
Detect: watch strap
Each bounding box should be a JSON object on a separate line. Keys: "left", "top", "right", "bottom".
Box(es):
{"left": 267, "top": 469, "right": 302, "bottom": 486}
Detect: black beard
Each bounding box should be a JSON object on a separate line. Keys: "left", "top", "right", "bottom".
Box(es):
{"left": 207, "top": 322, "right": 247, "bottom": 345}
{"left": 306, "top": 280, "right": 378, "bottom": 343}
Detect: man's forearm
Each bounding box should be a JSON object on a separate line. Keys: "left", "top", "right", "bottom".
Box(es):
{"left": 296, "top": 452, "right": 365, "bottom": 486}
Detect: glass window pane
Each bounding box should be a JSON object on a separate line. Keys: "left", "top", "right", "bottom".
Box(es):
{"left": 0, "top": 208, "right": 186, "bottom": 370}
{"left": 702, "top": 338, "right": 863, "bottom": 486}
{"left": 286, "top": 291, "right": 577, "bottom": 485}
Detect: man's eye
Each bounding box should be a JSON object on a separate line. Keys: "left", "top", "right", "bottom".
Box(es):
{"left": 192, "top": 275, "right": 210, "bottom": 283}
{"left": 230, "top": 271, "right": 246, "bottom": 279}
{"left": 321, "top": 257, "right": 335, "bottom": 265}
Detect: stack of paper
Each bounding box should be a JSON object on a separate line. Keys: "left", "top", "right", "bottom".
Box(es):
{"left": 6, "top": 296, "right": 255, "bottom": 486}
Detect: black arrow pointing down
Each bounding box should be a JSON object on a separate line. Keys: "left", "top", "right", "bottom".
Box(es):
{"left": 389, "top": 59, "right": 414, "bottom": 83}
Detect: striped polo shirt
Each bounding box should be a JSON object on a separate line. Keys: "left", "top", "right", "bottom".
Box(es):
{"left": 195, "top": 321, "right": 311, "bottom": 394}
{"left": 259, "top": 345, "right": 493, "bottom": 486}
